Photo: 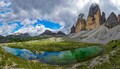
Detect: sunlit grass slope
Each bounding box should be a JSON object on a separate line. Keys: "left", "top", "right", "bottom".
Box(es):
{"left": 1, "top": 37, "right": 120, "bottom": 69}
{"left": 5, "top": 37, "right": 100, "bottom": 52}
{"left": 0, "top": 37, "right": 101, "bottom": 69}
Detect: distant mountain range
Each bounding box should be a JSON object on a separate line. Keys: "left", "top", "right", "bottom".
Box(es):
{"left": 40, "top": 30, "right": 66, "bottom": 37}
{"left": 70, "top": 3, "right": 120, "bottom": 44}
{"left": 0, "top": 30, "right": 66, "bottom": 43}
{"left": 1, "top": 3, "right": 120, "bottom": 44}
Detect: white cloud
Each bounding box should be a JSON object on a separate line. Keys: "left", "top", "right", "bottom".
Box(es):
{"left": 16, "top": 25, "right": 46, "bottom": 36}
{"left": 0, "top": 0, "right": 12, "bottom": 8}
{"left": 75, "top": 0, "right": 89, "bottom": 10}
{"left": 21, "top": 18, "right": 37, "bottom": 26}
{"left": 0, "top": 0, "right": 120, "bottom": 36}
{"left": 0, "top": 23, "right": 17, "bottom": 36}
{"left": 111, "top": 0, "right": 120, "bottom": 10}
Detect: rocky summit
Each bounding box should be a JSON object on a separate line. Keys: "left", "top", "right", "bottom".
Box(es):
{"left": 118, "top": 14, "right": 120, "bottom": 24}
{"left": 70, "top": 25, "right": 75, "bottom": 34}
{"left": 40, "top": 30, "right": 66, "bottom": 37}
{"left": 75, "top": 14, "right": 86, "bottom": 33}
{"left": 101, "top": 12, "right": 106, "bottom": 24}
{"left": 70, "top": 3, "right": 102, "bottom": 34}
{"left": 105, "top": 12, "right": 118, "bottom": 28}
{"left": 86, "top": 3, "right": 101, "bottom": 31}
{"left": 70, "top": 3, "right": 120, "bottom": 44}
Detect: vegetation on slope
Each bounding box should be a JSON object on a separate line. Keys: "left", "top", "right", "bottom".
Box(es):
{"left": 0, "top": 46, "right": 66, "bottom": 69}
{"left": 76, "top": 40, "right": 120, "bottom": 69}
{"left": 4, "top": 37, "right": 100, "bottom": 52}
{"left": 95, "top": 40, "right": 120, "bottom": 69}
{"left": 0, "top": 37, "right": 101, "bottom": 69}
{"left": 0, "top": 37, "right": 120, "bottom": 69}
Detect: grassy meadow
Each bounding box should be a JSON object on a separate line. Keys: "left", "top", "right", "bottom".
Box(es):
{"left": 0, "top": 37, "right": 120, "bottom": 69}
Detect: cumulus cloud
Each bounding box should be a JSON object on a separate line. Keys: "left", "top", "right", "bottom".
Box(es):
{"left": 0, "top": 23, "right": 17, "bottom": 36}
{"left": 0, "top": 0, "right": 12, "bottom": 9}
{"left": 111, "top": 0, "right": 120, "bottom": 10}
{"left": 21, "top": 18, "right": 37, "bottom": 26}
{"left": 16, "top": 25, "right": 46, "bottom": 36}
{"left": 9, "top": 0, "right": 120, "bottom": 34}
{"left": 0, "top": 0, "right": 120, "bottom": 36}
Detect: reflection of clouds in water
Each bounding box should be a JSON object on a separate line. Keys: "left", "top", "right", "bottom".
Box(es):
{"left": 2, "top": 46, "right": 103, "bottom": 65}
{"left": 2, "top": 46, "right": 38, "bottom": 60}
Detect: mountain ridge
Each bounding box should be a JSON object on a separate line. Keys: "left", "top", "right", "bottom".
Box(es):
{"left": 70, "top": 3, "right": 120, "bottom": 44}
{"left": 70, "top": 3, "right": 120, "bottom": 33}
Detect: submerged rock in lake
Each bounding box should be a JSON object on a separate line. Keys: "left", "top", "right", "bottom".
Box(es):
{"left": 2, "top": 46, "right": 103, "bottom": 65}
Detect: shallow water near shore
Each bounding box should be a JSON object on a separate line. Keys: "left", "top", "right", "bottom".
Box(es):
{"left": 2, "top": 46, "right": 103, "bottom": 65}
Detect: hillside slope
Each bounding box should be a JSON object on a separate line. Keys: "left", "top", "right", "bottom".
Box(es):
{"left": 70, "top": 25, "right": 120, "bottom": 44}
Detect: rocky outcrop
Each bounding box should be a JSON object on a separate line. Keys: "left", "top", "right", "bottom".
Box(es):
{"left": 41, "top": 30, "right": 56, "bottom": 36}
{"left": 41, "top": 30, "right": 66, "bottom": 36}
{"left": 118, "top": 14, "right": 120, "bottom": 24}
{"left": 101, "top": 12, "right": 106, "bottom": 24}
{"left": 7, "top": 33, "right": 30, "bottom": 38}
{"left": 105, "top": 12, "right": 118, "bottom": 28}
{"left": 57, "top": 31, "right": 66, "bottom": 36}
{"left": 70, "top": 25, "right": 75, "bottom": 34}
{"left": 75, "top": 14, "right": 86, "bottom": 33}
{"left": 70, "top": 25, "right": 120, "bottom": 44}
{"left": 86, "top": 3, "right": 101, "bottom": 31}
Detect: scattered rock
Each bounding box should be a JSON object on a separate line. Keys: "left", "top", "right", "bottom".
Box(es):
{"left": 88, "top": 48, "right": 120, "bottom": 69}
{"left": 71, "top": 25, "right": 120, "bottom": 44}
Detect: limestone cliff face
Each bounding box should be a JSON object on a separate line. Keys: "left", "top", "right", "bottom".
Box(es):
{"left": 105, "top": 12, "right": 118, "bottom": 28}
{"left": 75, "top": 14, "right": 86, "bottom": 33}
{"left": 86, "top": 3, "right": 101, "bottom": 31}
{"left": 70, "top": 3, "right": 120, "bottom": 34}
{"left": 101, "top": 12, "right": 106, "bottom": 25}
{"left": 118, "top": 14, "right": 120, "bottom": 25}
{"left": 70, "top": 25, "right": 75, "bottom": 34}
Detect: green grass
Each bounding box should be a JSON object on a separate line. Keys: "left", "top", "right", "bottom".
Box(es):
{"left": 0, "top": 37, "right": 101, "bottom": 69}
{"left": 94, "top": 40, "right": 120, "bottom": 69}
{"left": 4, "top": 38, "right": 100, "bottom": 52}
{"left": 77, "top": 39, "right": 120, "bottom": 69}
{"left": 1, "top": 37, "right": 120, "bottom": 69}
{"left": 0, "top": 46, "right": 67, "bottom": 69}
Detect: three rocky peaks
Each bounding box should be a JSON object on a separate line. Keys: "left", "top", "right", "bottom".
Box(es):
{"left": 70, "top": 3, "right": 120, "bottom": 34}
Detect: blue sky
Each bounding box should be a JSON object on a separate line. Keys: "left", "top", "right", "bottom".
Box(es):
{"left": 12, "top": 19, "right": 61, "bottom": 33}
{"left": 33, "top": 19, "right": 61, "bottom": 30}
{"left": 0, "top": 19, "right": 61, "bottom": 36}
{"left": 0, "top": 0, "right": 62, "bottom": 36}
{"left": 0, "top": 10, "right": 11, "bottom": 14}
{"left": 0, "top": 0, "right": 119, "bottom": 36}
